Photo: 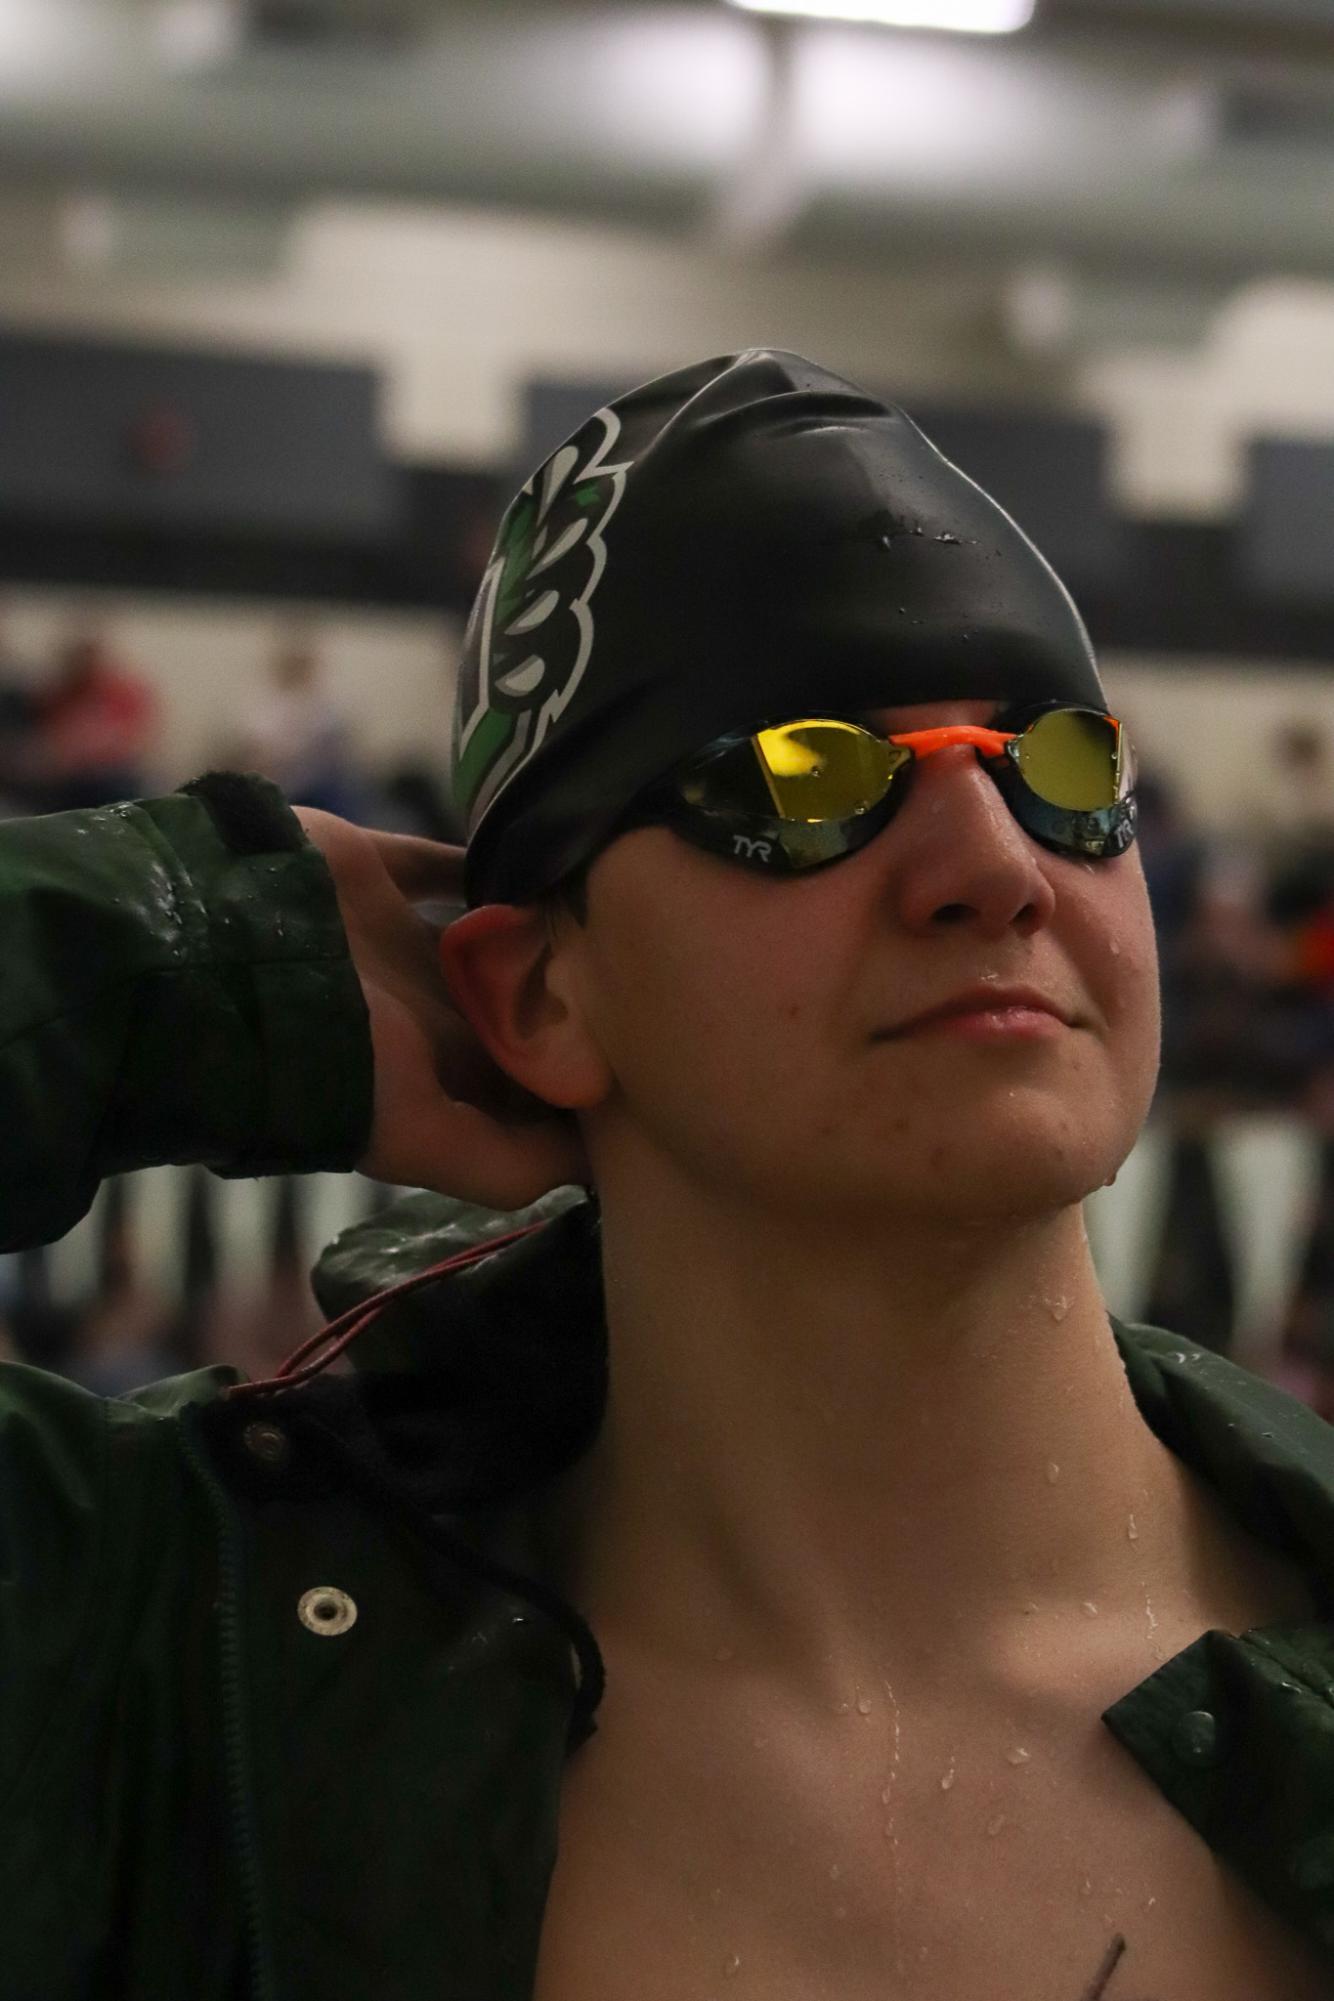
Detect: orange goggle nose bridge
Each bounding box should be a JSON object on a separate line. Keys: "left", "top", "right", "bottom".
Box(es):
{"left": 886, "top": 724, "right": 1016, "bottom": 758}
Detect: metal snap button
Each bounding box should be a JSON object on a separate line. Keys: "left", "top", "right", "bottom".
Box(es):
{"left": 241, "top": 1420, "right": 289, "bottom": 1467}
{"left": 298, "top": 1587, "right": 358, "bottom": 1637}
{"left": 1171, "top": 1708, "right": 1222, "bottom": 1767}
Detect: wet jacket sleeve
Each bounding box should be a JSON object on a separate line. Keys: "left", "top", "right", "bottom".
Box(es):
{"left": 0, "top": 774, "right": 373, "bottom": 1253}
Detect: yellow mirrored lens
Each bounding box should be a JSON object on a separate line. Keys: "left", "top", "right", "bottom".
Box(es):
{"left": 759, "top": 733, "right": 826, "bottom": 779}
{"left": 754, "top": 721, "right": 903, "bottom": 821}
{"left": 1017, "top": 710, "right": 1123, "bottom": 810}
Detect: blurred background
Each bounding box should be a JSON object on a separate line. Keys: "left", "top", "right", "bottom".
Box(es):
{"left": 1, "top": 0, "right": 1333, "bottom": 1400}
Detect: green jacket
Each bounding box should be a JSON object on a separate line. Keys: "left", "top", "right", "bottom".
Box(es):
{"left": 4, "top": 781, "right": 1334, "bottom": 1999}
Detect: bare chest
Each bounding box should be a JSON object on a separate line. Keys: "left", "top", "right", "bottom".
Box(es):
{"left": 532, "top": 1671, "right": 1329, "bottom": 2001}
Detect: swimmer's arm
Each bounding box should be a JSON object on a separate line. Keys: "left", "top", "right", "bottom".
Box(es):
{"left": 0, "top": 775, "right": 372, "bottom": 1252}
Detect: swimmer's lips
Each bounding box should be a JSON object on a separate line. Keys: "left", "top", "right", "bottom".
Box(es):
{"left": 872, "top": 985, "right": 1074, "bottom": 1041}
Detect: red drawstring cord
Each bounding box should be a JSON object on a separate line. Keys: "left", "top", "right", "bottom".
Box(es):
{"left": 225, "top": 1220, "right": 547, "bottom": 1399}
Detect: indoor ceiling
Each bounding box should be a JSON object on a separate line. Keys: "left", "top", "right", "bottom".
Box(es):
{"left": 0, "top": 0, "right": 1329, "bottom": 303}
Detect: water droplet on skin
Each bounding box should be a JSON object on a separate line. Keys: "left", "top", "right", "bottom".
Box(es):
{"left": 936, "top": 532, "right": 961, "bottom": 544}
{"left": 1127, "top": 1513, "right": 1139, "bottom": 1542}
{"left": 1046, "top": 1462, "right": 1061, "bottom": 1484}
{"left": 833, "top": 1700, "right": 851, "bottom": 1715}
{"left": 1022, "top": 1600, "right": 1040, "bottom": 1615}
{"left": 1082, "top": 1601, "right": 1099, "bottom": 1617}
{"left": 881, "top": 1678, "right": 904, "bottom": 1977}
{"left": 1048, "top": 1295, "right": 1072, "bottom": 1323}
{"left": 856, "top": 1694, "right": 873, "bottom": 1716}
{"left": 724, "top": 1951, "right": 742, "bottom": 1976}
{"left": 987, "top": 1814, "right": 1007, "bottom": 1836}
{"left": 1005, "top": 1747, "right": 1031, "bottom": 1766}
{"left": 940, "top": 1763, "right": 956, "bottom": 1790}
{"left": 1109, "top": 940, "right": 1121, "bottom": 957}
{"left": 1145, "top": 1896, "right": 1157, "bottom": 1910}
{"left": 1081, "top": 1875, "right": 1093, "bottom": 1896}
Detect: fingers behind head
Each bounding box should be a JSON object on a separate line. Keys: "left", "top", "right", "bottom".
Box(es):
{"left": 371, "top": 830, "right": 467, "bottom": 903}
{"left": 384, "top": 1100, "right": 591, "bottom": 1211}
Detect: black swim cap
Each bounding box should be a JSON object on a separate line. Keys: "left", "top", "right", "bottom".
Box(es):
{"left": 453, "top": 348, "right": 1105, "bottom": 906}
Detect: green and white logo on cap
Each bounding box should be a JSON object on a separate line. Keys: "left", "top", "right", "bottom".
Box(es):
{"left": 454, "top": 406, "right": 631, "bottom": 830}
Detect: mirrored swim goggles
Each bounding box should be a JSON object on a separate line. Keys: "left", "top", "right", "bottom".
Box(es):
{"left": 617, "top": 704, "right": 1137, "bottom": 875}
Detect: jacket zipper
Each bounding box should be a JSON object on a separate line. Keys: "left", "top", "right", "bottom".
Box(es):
{"left": 180, "top": 1411, "right": 280, "bottom": 2001}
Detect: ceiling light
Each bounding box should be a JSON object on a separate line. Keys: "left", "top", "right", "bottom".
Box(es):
{"left": 0, "top": 0, "right": 71, "bottom": 72}
{"left": 725, "top": 0, "right": 1034, "bottom": 34}
{"left": 153, "top": 0, "right": 244, "bottom": 73}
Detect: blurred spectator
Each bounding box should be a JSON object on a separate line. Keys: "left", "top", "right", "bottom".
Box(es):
{"left": 1265, "top": 863, "right": 1334, "bottom": 1144}
{"left": 377, "top": 760, "right": 463, "bottom": 844}
{"left": 1133, "top": 766, "right": 1205, "bottom": 1058}
{"left": 1157, "top": 844, "right": 1289, "bottom": 1112}
{"left": 1258, "top": 724, "right": 1334, "bottom": 1120}
{"left": 1293, "top": 903, "right": 1334, "bottom": 1001}
{"left": 1135, "top": 769, "right": 1204, "bottom": 953}
{"left": 33, "top": 630, "right": 159, "bottom": 810}
{"left": 235, "top": 636, "right": 368, "bottom": 820}
{"left": 0, "top": 609, "right": 44, "bottom": 817}
{"left": 1265, "top": 724, "right": 1334, "bottom": 859}
{"left": 62, "top": 1206, "right": 180, "bottom": 1400}
{"left": 1278, "top": 1137, "right": 1334, "bottom": 1421}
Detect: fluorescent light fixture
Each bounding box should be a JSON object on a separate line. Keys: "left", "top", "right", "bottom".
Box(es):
{"left": 725, "top": 0, "right": 1034, "bottom": 33}
{"left": 154, "top": 0, "right": 244, "bottom": 73}
{"left": 0, "top": 0, "right": 72, "bottom": 72}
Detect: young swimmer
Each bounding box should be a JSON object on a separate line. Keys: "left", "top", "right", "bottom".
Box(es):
{"left": 0, "top": 352, "right": 1331, "bottom": 2000}
{"left": 438, "top": 351, "right": 1332, "bottom": 2000}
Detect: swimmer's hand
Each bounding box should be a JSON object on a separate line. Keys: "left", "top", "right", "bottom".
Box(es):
{"left": 294, "top": 808, "right": 590, "bottom": 1207}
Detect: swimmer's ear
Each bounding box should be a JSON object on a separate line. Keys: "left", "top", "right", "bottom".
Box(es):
{"left": 439, "top": 904, "right": 612, "bottom": 1112}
